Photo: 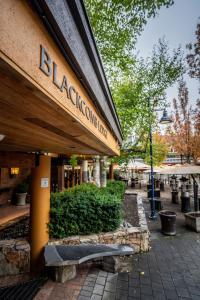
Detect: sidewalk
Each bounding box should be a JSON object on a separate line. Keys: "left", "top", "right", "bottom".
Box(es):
{"left": 36, "top": 186, "right": 200, "bottom": 300}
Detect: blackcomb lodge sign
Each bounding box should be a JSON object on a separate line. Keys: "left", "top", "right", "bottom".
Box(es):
{"left": 39, "top": 45, "right": 107, "bottom": 139}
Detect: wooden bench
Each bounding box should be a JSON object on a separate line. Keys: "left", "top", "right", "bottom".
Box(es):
{"left": 44, "top": 244, "right": 134, "bottom": 283}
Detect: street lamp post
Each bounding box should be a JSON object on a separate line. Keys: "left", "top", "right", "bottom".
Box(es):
{"left": 148, "top": 98, "right": 172, "bottom": 220}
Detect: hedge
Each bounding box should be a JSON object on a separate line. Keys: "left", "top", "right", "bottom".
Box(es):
{"left": 49, "top": 181, "right": 125, "bottom": 238}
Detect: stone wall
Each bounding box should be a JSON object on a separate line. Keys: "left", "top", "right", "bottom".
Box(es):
{"left": 0, "top": 193, "right": 149, "bottom": 277}
{"left": 49, "top": 193, "right": 150, "bottom": 253}
{"left": 0, "top": 239, "right": 30, "bottom": 276}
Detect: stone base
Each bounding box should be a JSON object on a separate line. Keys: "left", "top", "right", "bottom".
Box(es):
{"left": 0, "top": 239, "right": 30, "bottom": 276}
{"left": 102, "top": 255, "right": 133, "bottom": 273}
{"left": 51, "top": 265, "right": 77, "bottom": 283}
{"left": 185, "top": 212, "right": 200, "bottom": 232}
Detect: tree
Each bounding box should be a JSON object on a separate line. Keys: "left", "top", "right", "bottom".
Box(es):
{"left": 166, "top": 22, "right": 200, "bottom": 163}
{"left": 85, "top": 0, "right": 184, "bottom": 166}
{"left": 186, "top": 22, "right": 200, "bottom": 80}
{"left": 112, "top": 39, "right": 184, "bottom": 141}
{"left": 85, "top": 0, "right": 174, "bottom": 77}
{"left": 144, "top": 133, "right": 168, "bottom": 166}
{"left": 167, "top": 80, "right": 200, "bottom": 163}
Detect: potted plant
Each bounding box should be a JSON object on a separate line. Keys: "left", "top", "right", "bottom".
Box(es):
{"left": 15, "top": 181, "right": 29, "bottom": 206}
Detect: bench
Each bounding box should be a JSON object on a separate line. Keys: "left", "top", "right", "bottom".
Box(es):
{"left": 44, "top": 244, "right": 134, "bottom": 283}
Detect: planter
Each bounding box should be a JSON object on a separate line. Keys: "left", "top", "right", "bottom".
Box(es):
{"left": 147, "top": 189, "right": 160, "bottom": 199}
{"left": 160, "top": 181, "right": 165, "bottom": 191}
{"left": 16, "top": 193, "right": 27, "bottom": 206}
{"left": 159, "top": 210, "right": 176, "bottom": 236}
{"left": 185, "top": 212, "right": 200, "bottom": 232}
{"left": 171, "top": 191, "right": 179, "bottom": 204}
{"left": 155, "top": 180, "right": 160, "bottom": 189}
{"left": 181, "top": 194, "right": 191, "bottom": 213}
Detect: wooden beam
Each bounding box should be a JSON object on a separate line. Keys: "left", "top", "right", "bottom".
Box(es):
{"left": 0, "top": 152, "right": 35, "bottom": 168}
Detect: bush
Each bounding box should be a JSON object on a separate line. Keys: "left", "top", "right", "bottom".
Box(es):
{"left": 49, "top": 181, "right": 125, "bottom": 238}
{"left": 103, "top": 180, "right": 126, "bottom": 200}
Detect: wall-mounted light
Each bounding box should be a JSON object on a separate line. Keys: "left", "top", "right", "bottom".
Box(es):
{"left": 0, "top": 134, "right": 5, "bottom": 141}
{"left": 10, "top": 167, "right": 20, "bottom": 176}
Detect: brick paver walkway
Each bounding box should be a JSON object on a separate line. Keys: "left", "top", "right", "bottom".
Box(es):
{"left": 36, "top": 186, "right": 200, "bottom": 299}
{"left": 76, "top": 232, "right": 200, "bottom": 300}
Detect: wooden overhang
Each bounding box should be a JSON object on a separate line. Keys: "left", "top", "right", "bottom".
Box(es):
{"left": 0, "top": 0, "right": 122, "bottom": 156}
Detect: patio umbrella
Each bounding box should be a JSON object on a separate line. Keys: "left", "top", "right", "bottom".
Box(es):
{"left": 114, "top": 160, "right": 150, "bottom": 171}
{"left": 121, "top": 160, "right": 150, "bottom": 171}
{"left": 158, "top": 165, "right": 200, "bottom": 175}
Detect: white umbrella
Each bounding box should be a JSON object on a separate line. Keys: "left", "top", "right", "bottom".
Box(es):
{"left": 121, "top": 160, "right": 150, "bottom": 170}
{"left": 159, "top": 164, "right": 200, "bottom": 175}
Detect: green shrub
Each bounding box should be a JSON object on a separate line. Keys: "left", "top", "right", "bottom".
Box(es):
{"left": 103, "top": 180, "right": 126, "bottom": 200}
{"left": 49, "top": 181, "right": 125, "bottom": 238}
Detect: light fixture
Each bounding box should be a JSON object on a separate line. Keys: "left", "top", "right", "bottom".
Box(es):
{"left": 159, "top": 109, "right": 172, "bottom": 124}
{"left": 0, "top": 134, "right": 5, "bottom": 141}
{"left": 10, "top": 167, "right": 20, "bottom": 176}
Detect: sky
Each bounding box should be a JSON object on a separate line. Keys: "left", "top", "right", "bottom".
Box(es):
{"left": 136, "top": 0, "right": 200, "bottom": 110}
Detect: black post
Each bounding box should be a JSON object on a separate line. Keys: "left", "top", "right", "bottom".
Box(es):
{"left": 148, "top": 97, "right": 156, "bottom": 219}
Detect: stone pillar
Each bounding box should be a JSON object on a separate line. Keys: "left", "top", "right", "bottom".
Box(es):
{"left": 82, "top": 160, "right": 88, "bottom": 183}
{"left": 100, "top": 156, "right": 107, "bottom": 187}
{"left": 57, "top": 165, "right": 65, "bottom": 191}
{"left": 30, "top": 155, "right": 51, "bottom": 272}
{"left": 93, "top": 156, "right": 100, "bottom": 187}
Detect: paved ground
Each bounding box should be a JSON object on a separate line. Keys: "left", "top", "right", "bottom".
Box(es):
{"left": 35, "top": 185, "right": 200, "bottom": 300}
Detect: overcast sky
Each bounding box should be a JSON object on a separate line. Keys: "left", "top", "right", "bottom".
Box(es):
{"left": 136, "top": 0, "right": 200, "bottom": 109}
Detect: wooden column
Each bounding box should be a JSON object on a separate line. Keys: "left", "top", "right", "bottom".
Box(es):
{"left": 30, "top": 155, "right": 51, "bottom": 272}
{"left": 57, "top": 165, "right": 65, "bottom": 191}
{"left": 109, "top": 163, "right": 114, "bottom": 180}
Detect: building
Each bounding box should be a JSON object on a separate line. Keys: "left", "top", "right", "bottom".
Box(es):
{"left": 0, "top": 0, "right": 122, "bottom": 273}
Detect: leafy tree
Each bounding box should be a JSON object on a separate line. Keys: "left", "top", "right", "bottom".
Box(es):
{"left": 85, "top": 0, "right": 184, "bottom": 167}
{"left": 166, "top": 22, "right": 200, "bottom": 163}
{"left": 186, "top": 22, "right": 200, "bottom": 80}
{"left": 112, "top": 39, "right": 184, "bottom": 141}
{"left": 85, "top": 0, "right": 174, "bottom": 76}
{"left": 192, "top": 99, "right": 200, "bottom": 161}
{"left": 144, "top": 133, "right": 168, "bottom": 166}
{"left": 166, "top": 80, "right": 200, "bottom": 163}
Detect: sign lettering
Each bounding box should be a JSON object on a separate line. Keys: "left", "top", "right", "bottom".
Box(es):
{"left": 39, "top": 45, "right": 107, "bottom": 139}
